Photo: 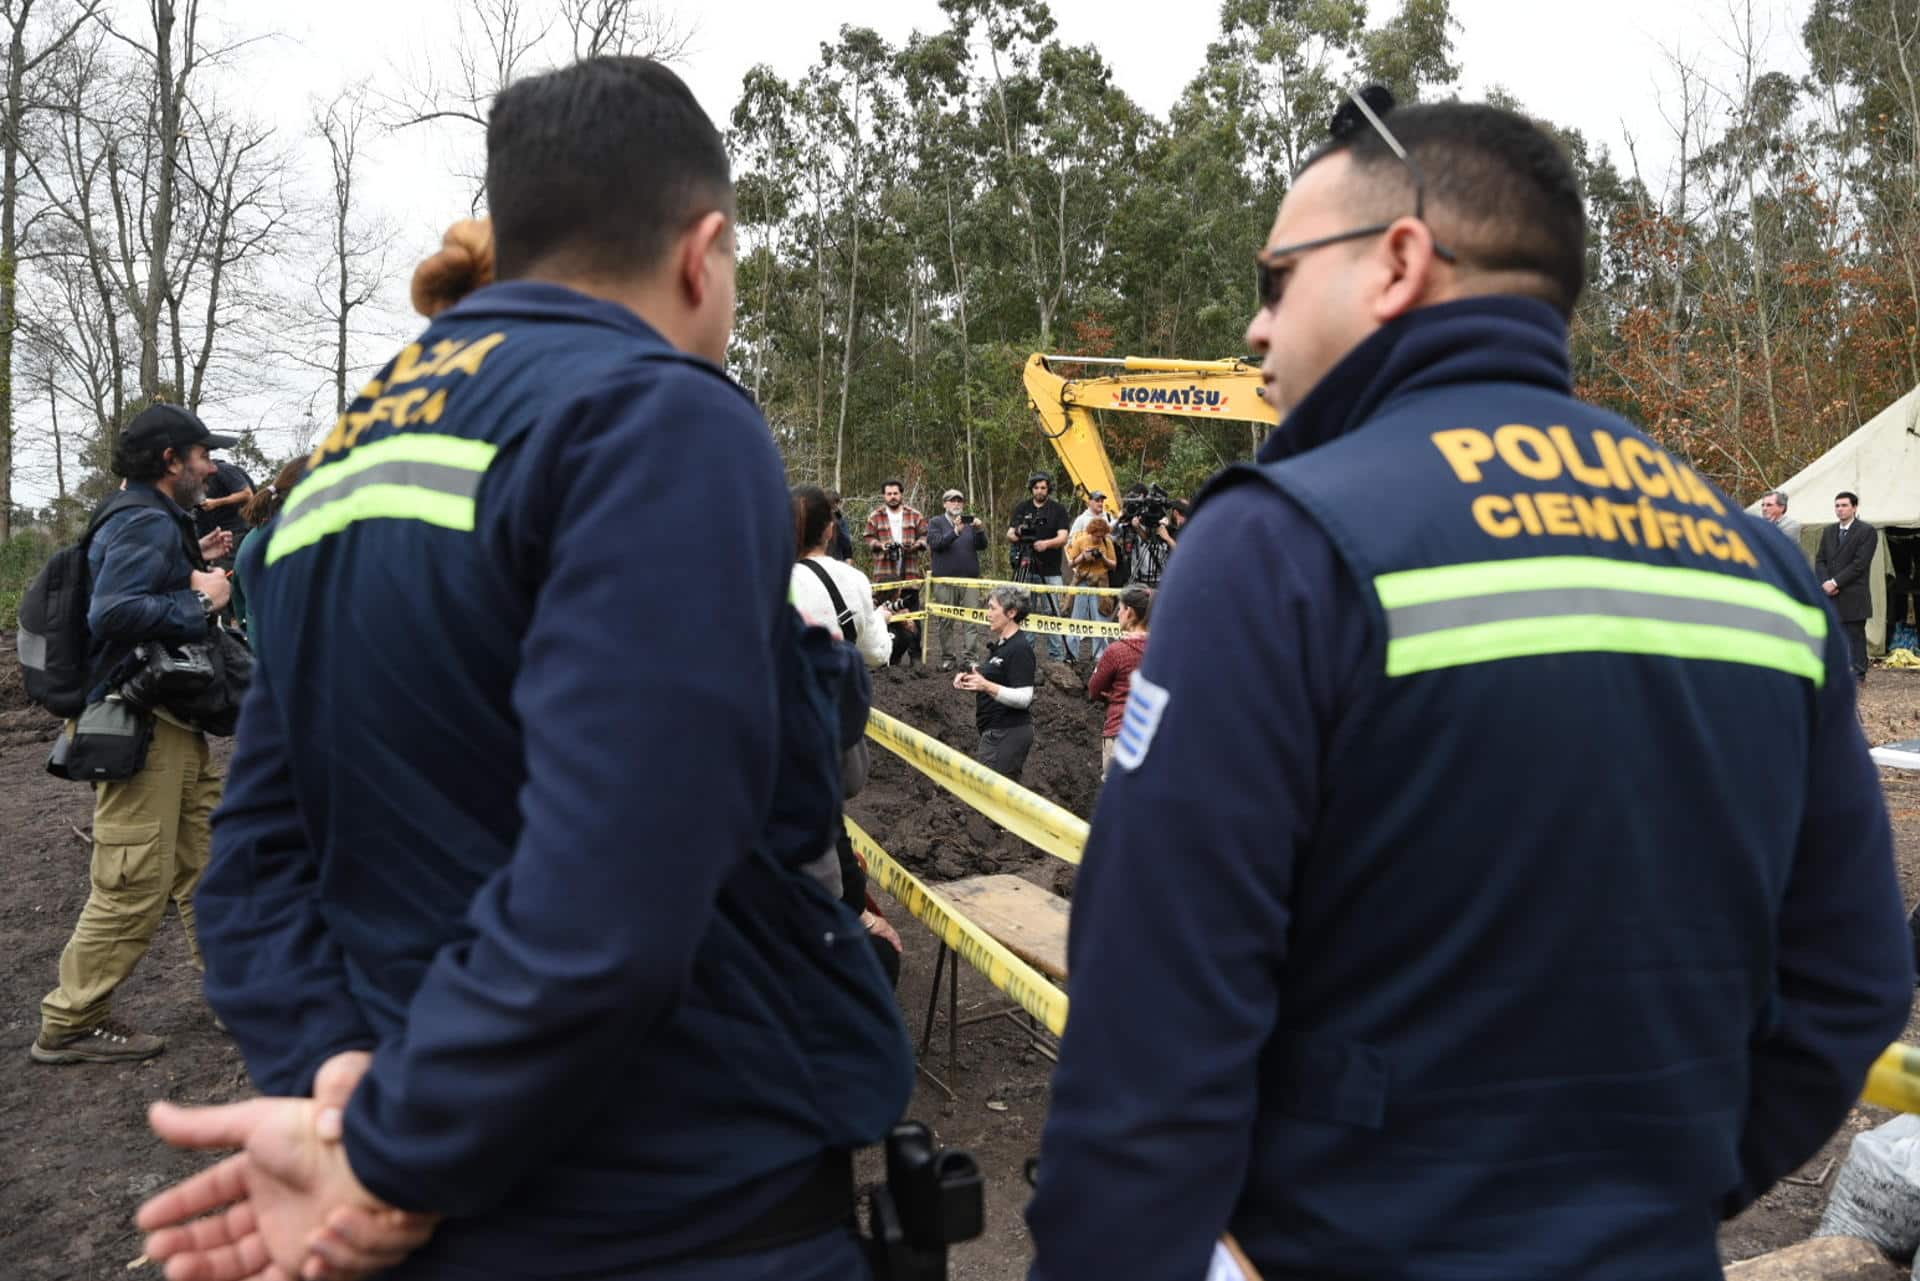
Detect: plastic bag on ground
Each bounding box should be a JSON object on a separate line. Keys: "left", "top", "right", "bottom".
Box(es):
{"left": 1817, "top": 1114, "right": 1920, "bottom": 1260}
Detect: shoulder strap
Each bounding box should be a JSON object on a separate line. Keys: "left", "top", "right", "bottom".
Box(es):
{"left": 797, "top": 558, "right": 859, "bottom": 643}
{"left": 85, "top": 487, "right": 201, "bottom": 565}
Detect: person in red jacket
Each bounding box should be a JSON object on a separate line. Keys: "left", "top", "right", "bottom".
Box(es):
{"left": 1087, "top": 585, "right": 1151, "bottom": 778}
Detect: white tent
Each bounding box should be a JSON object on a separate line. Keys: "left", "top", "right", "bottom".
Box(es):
{"left": 1750, "top": 384, "right": 1920, "bottom": 652}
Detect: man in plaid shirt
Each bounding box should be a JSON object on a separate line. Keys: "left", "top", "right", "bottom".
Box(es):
{"left": 864, "top": 480, "right": 928, "bottom": 583}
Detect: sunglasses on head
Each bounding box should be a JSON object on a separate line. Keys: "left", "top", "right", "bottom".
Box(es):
{"left": 1255, "top": 86, "right": 1457, "bottom": 311}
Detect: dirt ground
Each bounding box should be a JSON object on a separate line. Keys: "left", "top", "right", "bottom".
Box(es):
{"left": 4, "top": 634, "right": 1920, "bottom": 1278}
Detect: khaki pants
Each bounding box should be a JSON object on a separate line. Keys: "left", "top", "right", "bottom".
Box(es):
{"left": 40, "top": 717, "right": 220, "bottom": 1040}
{"left": 934, "top": 583, "right": 980, "bottom": 665}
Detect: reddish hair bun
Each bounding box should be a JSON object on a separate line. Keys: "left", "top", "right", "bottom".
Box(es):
{"left": 410, "top": 218, "right": 495, "bottom": 318}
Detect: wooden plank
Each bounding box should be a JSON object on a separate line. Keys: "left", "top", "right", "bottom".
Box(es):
{"left": 940, "top": 874, "right": 1071, "bottom": 980}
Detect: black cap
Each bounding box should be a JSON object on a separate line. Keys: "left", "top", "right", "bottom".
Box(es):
{"left": 122, "top": 403, "right": 237, "bottom": 454}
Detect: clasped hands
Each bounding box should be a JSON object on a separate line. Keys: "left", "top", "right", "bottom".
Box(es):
{"left": 137, "top": 1050, "right": 440, "bottom": 1281}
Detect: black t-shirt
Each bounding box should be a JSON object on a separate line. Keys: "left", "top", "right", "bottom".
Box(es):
{"left": 1011, "top": 498, "right": 1072, "bottom": 577}
{"left": 197, "top": 460, "right": 254, "bottom": 538}
{"left": 975, "top": 630, "right": 1036, "bottom": 732}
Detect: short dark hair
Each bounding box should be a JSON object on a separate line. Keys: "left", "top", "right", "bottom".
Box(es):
{"left": 487, "top": 57, "right": 733, "bottom": 281}
{"left": 112, "top": 433, "right": 176, "bottom": 483}
{"left": 792, "top": 485, "right": 834, "bottom": 556}
{"left": 1837, "top": 491, "right": 1860, "bottom": 506}
{"left": 1305, "top": 100, "right": 1587, "bottom": 317}
{"left": 882, "top": 480, "right": 903, "bottom": 493}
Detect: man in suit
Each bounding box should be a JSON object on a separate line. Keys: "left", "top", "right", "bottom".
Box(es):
{"left": 1816, "top": 490, "right": 1878, "bottom": 682}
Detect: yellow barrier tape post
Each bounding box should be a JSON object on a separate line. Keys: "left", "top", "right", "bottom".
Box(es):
{"left": 921, "top": 570, "right": 933, "bottom": 666}
{"left": 849, "top": 818, "right": 1068, "bottom": 1036}
{"left": 865, "top": 709, "right": 1088, "bottom": 864}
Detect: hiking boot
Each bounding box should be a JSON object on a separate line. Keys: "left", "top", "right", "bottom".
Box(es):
{"left": 939, "top": 657, "right": 956, "bottom": 672}
{"left": 30, "top": 1019, "right": 165, "bottom": 1065}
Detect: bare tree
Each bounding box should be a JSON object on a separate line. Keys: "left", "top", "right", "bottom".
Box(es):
{"left": 308, "top": 84, "right": 389, "bottom": 416}
{"left": 0, "top": 0, "right": 100, "bottom": 539}
{"left": 382, "top": 0, "right": 695, "bottom": 202}
{"left": 560, "top": 0, "right": 694, "bottom": 62}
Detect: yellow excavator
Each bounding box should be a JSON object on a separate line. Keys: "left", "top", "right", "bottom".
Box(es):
{"left": 1022, "top": 353, "right": 1280, "bottom": 504}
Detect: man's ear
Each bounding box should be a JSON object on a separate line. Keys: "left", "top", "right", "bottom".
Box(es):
{"left": 677, "top": 211, "right": 732, "bottom": 308}
{"left": 1372, "top": 217, "right": 1444, "bottom": 322}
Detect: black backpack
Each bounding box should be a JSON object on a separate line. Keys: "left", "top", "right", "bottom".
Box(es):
{"left": 16, "top": 489, "right": 178, "bottom": 717}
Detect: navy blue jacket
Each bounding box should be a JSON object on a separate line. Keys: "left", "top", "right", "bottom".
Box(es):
{"left": 87, "top": 483, "right": 208, "bottom": 697}
{"left": 198, "top": 283, "right": 911, "bottom": 1277}
{"left": 1027, "top": 298, "right": 1912, "bottom": 1281}
{"left": 928, "top": 511, "right": 987, "bottom": 578}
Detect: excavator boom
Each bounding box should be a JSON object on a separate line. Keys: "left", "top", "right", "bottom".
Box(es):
{"left": 1022, "top": 353, "right": 1279, "bottom": 503}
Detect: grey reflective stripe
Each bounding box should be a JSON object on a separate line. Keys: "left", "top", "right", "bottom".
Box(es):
{"left": 18, "top": 627, "right": 47, "bottom": 673}
{"left": 1387, "top": 587, "right": 1822, "bottom": 655}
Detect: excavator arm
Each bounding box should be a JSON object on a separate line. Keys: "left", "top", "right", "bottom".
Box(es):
{"left": 1023, "top": 353, "right": 1279, "bottom": 504}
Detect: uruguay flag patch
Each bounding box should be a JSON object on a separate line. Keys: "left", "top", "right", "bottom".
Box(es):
{"left": 1113, "top": 673, "right": 1169, "bottom": 772}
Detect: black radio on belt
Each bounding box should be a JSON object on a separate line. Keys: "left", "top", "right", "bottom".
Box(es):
{"left": 864, "top": 1121, "right": 984, "bottom": 1280}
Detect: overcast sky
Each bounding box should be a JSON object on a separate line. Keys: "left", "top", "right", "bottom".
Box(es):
{"left": 13, "top": 0, "right": 1812, "bottom": 505}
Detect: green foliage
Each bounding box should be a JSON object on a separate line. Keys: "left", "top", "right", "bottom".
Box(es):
{"left": 730, "top": 0, "right": 1462, "bottom": 514}
{"left": 0, "top": 528, "right": 54, "bottom": 624}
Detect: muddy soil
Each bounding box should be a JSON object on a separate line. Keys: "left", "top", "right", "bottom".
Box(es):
{"left": 2, "top": 632, "right": 1919, "bottom": 1278}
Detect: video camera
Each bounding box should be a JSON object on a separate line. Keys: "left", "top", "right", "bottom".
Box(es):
{"left": 1011, "top": 506, "right": 1052, "bottom": 543}
{"left": 1121, "top": 483, "right": 1175, "bottom": 529}
{"left": 865, "top": 1121, "right": 984, "bottom": 1281}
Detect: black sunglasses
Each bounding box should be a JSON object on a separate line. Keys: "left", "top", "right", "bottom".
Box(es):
{"left": 1256, "top": 87, "right": 1458, "bottom": 311}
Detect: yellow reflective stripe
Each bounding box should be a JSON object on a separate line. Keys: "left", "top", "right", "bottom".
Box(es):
{"left": 1385, "top": 615, "right": 1826, "bottom": 685}
{"left": 1375, "top": 556, "right": 1828, "bottom": 685}
{"left": 266, "top": 486, "right": 479, "bottom": 565}
{"left": 282, "top": 434, "right": 497, "bottom": 519}
{"left": 266, "top": 433, "right": 497, "bottom": 565}
{"left": 1375, "top": 555, "right": 1826, "bottom": 638}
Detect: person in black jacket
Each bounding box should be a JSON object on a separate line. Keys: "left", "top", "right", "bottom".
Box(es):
{"left": 1816, "top": 490, "right": 1878, "bottom": 682}
{"left": 927, "top": 486, "right": 988, "bottom": 670}
{"left": 824, "top": 489, "right": 854, "bottom": 561}
{"left": 955, "top": 585, "right": 1037, "bottom": 780}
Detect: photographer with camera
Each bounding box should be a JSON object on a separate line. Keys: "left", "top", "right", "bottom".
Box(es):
{"left": 927, "top": 487, "right": 988, "bottom": 672}
{"left": 1118, "top": 483, "right": 1178, "bottom": 589}
{"left": 865, "top": 480, "right": 928, "bottom": 587}
{"left": 32, "top": 404, "right": 239, "bottom": 1066}
{"left": 1005, "top": 473, "right": 1072, "bottom": 662}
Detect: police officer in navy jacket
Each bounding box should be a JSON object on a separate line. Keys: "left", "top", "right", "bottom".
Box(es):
{"left": 135, "top": 58, "right": 912, "bottom": 1281}
{"left": 1027, "top": 91, "right": 1912, "bottom": 1281}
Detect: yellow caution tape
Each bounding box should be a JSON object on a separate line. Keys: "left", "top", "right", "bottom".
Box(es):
{"left": 849, "top": 817, "right": 1068, "bottom": 1036}
{"left": 872, "top": 578, "right": 923, "bottom": 595}
{"left": 887, "top": 611, "right": 927, "bottom": 624}
{"left": 931, "top": 574, "right": 1122, "bottom": 599}
{"left": 865, "top": 709, "right": 1087, "bottom": 864}
{"left": 928, "top": 602, "right": 1122, "bottom": 640}
{"left": 856, "top": 814, "right": 1258, "bottom": 1271}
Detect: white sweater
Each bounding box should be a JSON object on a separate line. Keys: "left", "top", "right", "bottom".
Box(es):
{"left": 790, "top": 555, "right": 893, "bottom": 669}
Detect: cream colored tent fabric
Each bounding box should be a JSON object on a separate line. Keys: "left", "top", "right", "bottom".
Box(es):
{"left": 1748, "top": 385, "right": 1920, "bottom": 652}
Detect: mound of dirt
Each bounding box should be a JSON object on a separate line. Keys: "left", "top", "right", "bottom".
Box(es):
{"left": 850, "top": 658, "right": 1107, "bottom": 891}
